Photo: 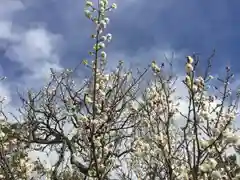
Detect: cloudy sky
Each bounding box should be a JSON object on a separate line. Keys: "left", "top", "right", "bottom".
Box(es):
{"left": 2, "top": 0, "right": 240, "bottom": 170}
{"left": 1, "top": 0, "right": 240, "bottom": 114}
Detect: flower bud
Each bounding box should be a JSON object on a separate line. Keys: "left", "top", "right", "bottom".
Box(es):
{"left": 86, "top": 1, "right": 93, "bottom": 7}
{"left": 84, "top": 9, "right": 91, "bottom": 18}
{"left": 185, "top": 63, "right": 193, "bottom": 73}
{"left": 100, "top": 36, "right": 107, "bottom": 42}
{"left": 98, "top": 42, "right": 105, "bottom": 49}
{"left": 106, "top": 33, "right": 112, "bottom": 42}
{"left": 186, "top": 56, "right": 194, "bottom": 64}
{"left": 100, "top": 20, "right": 107, "bottom": 29}
{"left": 99, "top": 1, "right": 105, "bottom": 7}
{"left": 112, "top": 3, "right": 117, "bottom": 9}
{"left": 104, "top": 17, "right": 110, "bottom": 24}
{"left": 101, "top": 51, "right": 107, "bottom": 59}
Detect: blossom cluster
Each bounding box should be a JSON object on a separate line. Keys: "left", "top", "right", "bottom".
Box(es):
{"left": 1, "top": 1, "right": 240, "bottom": 180}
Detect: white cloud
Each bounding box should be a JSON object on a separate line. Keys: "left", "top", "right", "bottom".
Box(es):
{"left": 0, "top": 21, "right": 14, "bottom": 40}
{"left": 0, "top": 1, "right": 63, "bottom": 87}
{"left": 0, "top": 1, "right": 24, "bottom": 107}
{"left": 0, "top": 1, "right": 66, "bottom": 169}
{"left": 5, "top": 27, "right": 64, "bottom": 85}
{"left": 0, "top": 0, "right": 64, "bottom": 112}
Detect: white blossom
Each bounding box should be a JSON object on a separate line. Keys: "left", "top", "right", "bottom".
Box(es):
{"left": 101, "top": 51, "right": 107, "bottom": 59}
{"left": 112, "top": 3, "right": 117, "bottom": 9}
{"left": 211, "top": 170, "right": 222, "bottom": 179}
{"left": 86, "top": 1, "right": 93, "bottom": 7}
{"left": 185, "top": 63, "right": 193, "bottom": 73}
{"left": 98, "top": 42, "right": 105, "bottom": 49}
{"left": 106, "top": 33, "right": 112, "bottom": 42}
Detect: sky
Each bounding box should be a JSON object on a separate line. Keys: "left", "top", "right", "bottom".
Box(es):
{"left": 1, "top": 0, "right": 240, "bottom": 171}
{"left": 1, "top": 0, "right": 240, "bottom": 112}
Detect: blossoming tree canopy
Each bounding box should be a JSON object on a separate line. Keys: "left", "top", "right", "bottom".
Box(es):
{"left": 1, "top": 0, "right": 240, "bottom": 180}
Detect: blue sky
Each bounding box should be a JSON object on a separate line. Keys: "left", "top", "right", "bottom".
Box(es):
{"left": 1, "top": 0, "right": 240, "bottom": 113}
